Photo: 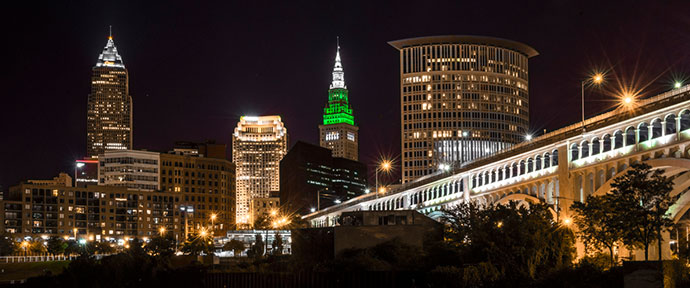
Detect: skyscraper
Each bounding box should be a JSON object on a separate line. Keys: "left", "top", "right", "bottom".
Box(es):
{"left": 86, "top": 32, "right": 133, "bottom": 158}
{"left": 319, "top": 42, "right": 359, "bottom": 161}
{"left": 232, "top": 116, "right": 288, "bottom": 225}
{"left": 389, "top": 36, "right": 538, "bottom": 183}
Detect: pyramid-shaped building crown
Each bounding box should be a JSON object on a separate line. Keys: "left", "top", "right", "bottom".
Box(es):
{"left": 96, "top": 37, "right": 125, "bottom": 68}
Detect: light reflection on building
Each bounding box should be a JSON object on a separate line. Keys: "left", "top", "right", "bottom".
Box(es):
{"left": 232, "top": 116, "right": 287, "bottom": 225}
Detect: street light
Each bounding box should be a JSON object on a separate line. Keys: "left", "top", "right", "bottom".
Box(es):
{"left": 210, "top": 213, "right": 217, "bottom": 234}
{"left": 675, "top": 81, "right": 683, "bottom": 89}
{"left": 581, "top": 73, "right": 605, "bottom": 133}
{"left": 525, "top": 134, "right": 533, "bottom": 141}
{"left": 21, "top": 241, "right": 28, "bottom": 255}
{"left": 375, "top": 159, "right": 393, "bottom": 199}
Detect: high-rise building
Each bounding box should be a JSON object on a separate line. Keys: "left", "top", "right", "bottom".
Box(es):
{"left": 319, "top": 43, "right": 359, "bottom": 161}
{"left": 389, "top": 36, "right": 538, "bottom": 183}
{"left": 86, "top": 33, "right": 133, "bottom": 158}
{"left": 98, "top": 150, "right": 160, "bottom": 191}
{"left": 159, "top": 147, "right": 235, "bottom": 235}
{"left": 232, "top": 116, "right": 288, "bottom": 225}
{"left": 280, "top": 141, "right": 367, "bottom": 216}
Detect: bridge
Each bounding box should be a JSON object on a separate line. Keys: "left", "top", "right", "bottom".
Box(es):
{"left": 304, "top": 85, "right": 690, "bottom": 260}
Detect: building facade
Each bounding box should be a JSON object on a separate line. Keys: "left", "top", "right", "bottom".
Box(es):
{"left": 75, "top": 159, "right": 99, "bottom": 187}
{"left": 2, "top": 180, "right": 182, "bottom": 241}
{"left": 28, "top": 173, "right": 73, "bottom": 187}
{"left": 389, "top": 36, "right": 538, "bottom": 183}
{"left": 232, "top": 116, "right": 288, "bottom": 225}
{"left": 86, "top": 34, "right": 133, "bottom": 158}
{"left": 319, "top": 44, "right": 359, "bottom": 161}
{"left": 250, "top": 195, "right": 280, "bottom": 225}
{"left": 98, "top": 150, "right": 160, "bottom": 191}
{"left": 280, "top": 141, "right": 367, "bottom": 216}
{"left": 159, "top": 149, "right": 235, "bottom": 235}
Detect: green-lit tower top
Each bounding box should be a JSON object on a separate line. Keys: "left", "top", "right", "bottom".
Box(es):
{"left": 323, "top": 41, "right": 354, "bottom": 126}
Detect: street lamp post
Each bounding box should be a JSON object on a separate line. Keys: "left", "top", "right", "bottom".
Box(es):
{"left": 581, "top": 73, "right": 604, "bottom": 133}
{"left": 375, "top": 160, "right": 392, "bottom": 199}
{"left": 210, "top": 213, "right": 217, "bottom": 235}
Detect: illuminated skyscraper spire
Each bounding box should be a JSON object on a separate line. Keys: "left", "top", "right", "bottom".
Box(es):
{"left": 96, "top": 26, "right": 124, "bottom": 69}
{"left": 320, "top": 38, "right": 359, "bottom": 161}
{"left": 330, "top": 37, "right": 346, "bottom": 89}
{"left": 86, "top": 29, "right": 132, "bottom": 158}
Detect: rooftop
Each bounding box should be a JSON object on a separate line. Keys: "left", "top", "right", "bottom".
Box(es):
{"left": 388, "top": 35, "right": 539, "bottom": 58}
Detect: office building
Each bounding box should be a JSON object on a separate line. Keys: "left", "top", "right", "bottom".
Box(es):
{"left": 172, "top": 140, "right": 227, "bottom": 160}
{"left": 232, "top": 116, "right": 288, "bottom": 225}
{"left": 250, "top": 193, "right": 280, "bottom": 225}
{"left": 28, "top": 173, "right": 73, "bottom": 187}
{"left": 319, "top": 43, "right": 359, "bottom": 161}
{"left": 280, "top": 141, "right": 367, "bottom": 216}
{"left": 86, "top": 32, "right": 133, "bottom": 158}
{"left": 160, "top": 147, "right": 235, "bottom": 235}
{"left": 389, "top": 35, "right": 538, "bottom": 182}
{"left": 98, "top": 150, "right": 160, "bottom": 191}
{"left": 75, "top": 159, "right": 99, "bottom": 187}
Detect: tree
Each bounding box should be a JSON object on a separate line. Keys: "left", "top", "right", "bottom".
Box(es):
{"left": 571, "top": 195, "right": 623, "bottom": 266}
{"left": 608, "top": 163, "right": 678, "bottom": 261}
{"left": 64, "top": 240, "right": 81, "bottom": 256}
{"left": 247, "top": 234, "right": 265, "bottom": 258}
{"left": 145, "top": 235, "right": 176, "bottom": 258}
{"left": 46, "top": 236, "right": 67, "bottom": 256}
{"left": 272, "top": 232, "right": 284, "bottom": 255}
{"left": 0, "top": 234, "right": 17, "bottom": 256}
{"left": 29, "top": 241, "right": 46, "bottom": 255}
{"left": 442, "top": 201, "right": 575, "bottom": 283}
{"left": 222, "top": 239, "right": 245, "bottom": 257}
{"left": 253, "top": 214, "right": 270, "bottom": 230}
{"left": 180, "top": 232, "right": 214, "bottom": 256}
{"left": 93, "top": 241, "right": 116, "bottom": 255}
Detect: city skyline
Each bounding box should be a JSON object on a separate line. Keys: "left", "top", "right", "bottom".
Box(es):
{"left": 3, "top": 1, "right": 690, "bottom": 191}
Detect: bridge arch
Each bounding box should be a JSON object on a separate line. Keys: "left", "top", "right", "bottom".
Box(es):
{"left": 680, "top": 110, "right": 690, "bottom": 131}
{"left": 592, "top": 158, "right": 690, "bottom": 198}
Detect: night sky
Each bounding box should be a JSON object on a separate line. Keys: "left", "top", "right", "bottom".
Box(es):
{"left": 2, "top": 1, "right": 690, "bottom": 191}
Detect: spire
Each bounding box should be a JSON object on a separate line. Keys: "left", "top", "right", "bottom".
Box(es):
{"left": 96, "top": 28, "right": 124, "bottom": 68}
{"left": 330, "top": 37, "right": 346, "bottom": 89}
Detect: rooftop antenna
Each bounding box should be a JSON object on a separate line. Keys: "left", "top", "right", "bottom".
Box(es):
{"left": 337, "top": 36, "right": 340, "bottom": 49}
{"left": 109, "top": 25, "right": 112, "bottom": 39}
